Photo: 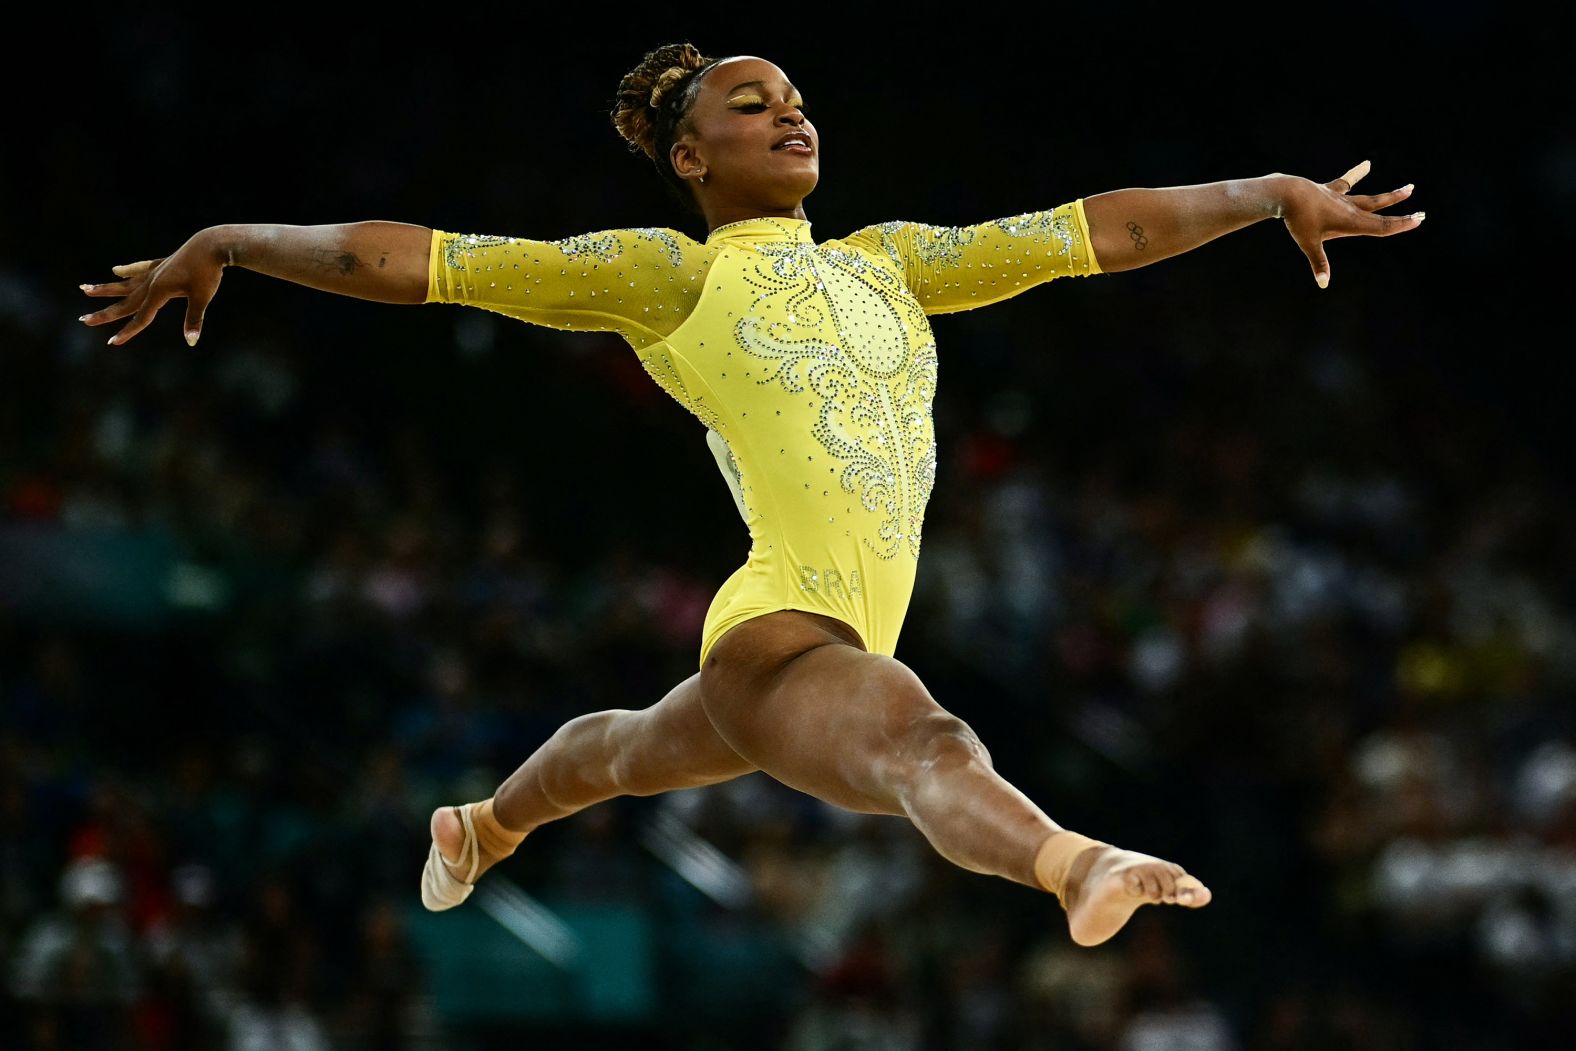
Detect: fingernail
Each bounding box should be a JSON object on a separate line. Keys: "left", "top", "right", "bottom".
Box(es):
{"left": 107, "top": 336, "right": 118, "bottom": 345}
{"left": 1317, "top": 273, "right": 1329, "bottom": 289}
{"left": 79, "top": 283, "right": 94, "bottom": 291}
{"left": 186, "top": 331, "right": 199, "bottom": 347}
{"left": 1412, "top": 211, "right": 1426, "bottom": 221}
{"left": 78, "top": 314, "right": 91, "bottom": 322}
{"left": 1402, "top": 183, "right": 1414, "bottom": 192}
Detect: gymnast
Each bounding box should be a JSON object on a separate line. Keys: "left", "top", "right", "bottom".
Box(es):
{"left": 77, "top": 42, "right": 1422, "bottom": 947}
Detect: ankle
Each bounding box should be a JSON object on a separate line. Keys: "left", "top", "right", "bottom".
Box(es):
{"left": 1034, "top": 829, "right": 1110, "bottom": 901}
{"left": 474, "top": 798, "right": 529, "bottom": 857}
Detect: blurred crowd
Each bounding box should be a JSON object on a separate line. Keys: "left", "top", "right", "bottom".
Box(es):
{"left": 2, "top": 207, "right": 1571, "bottom": 1049}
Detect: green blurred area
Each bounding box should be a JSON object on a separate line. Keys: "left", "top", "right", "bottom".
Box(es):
{"left": 404, "top": 900, "right": 652, "bottom": 1022}
{"left": 403, "top": 894, "right": 803, "bottom": 1028}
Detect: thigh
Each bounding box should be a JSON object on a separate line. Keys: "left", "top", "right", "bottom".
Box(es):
{"left": 630, "top": 672, "right": 760, "bottom": 788}
{"left": 699, "top": 615, "right": 967, "bottom": 814}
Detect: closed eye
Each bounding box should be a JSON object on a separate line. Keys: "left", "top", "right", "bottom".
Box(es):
{"left": 730, "top": 98, "right": 809, "bottom": 115}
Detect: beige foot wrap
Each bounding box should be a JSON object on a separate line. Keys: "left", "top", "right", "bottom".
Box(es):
{"left": 421, "top": 802, "right": 481, "bottom": 912}
{"left": 419, "top": 799, "right": 528, "bottom": 913}
{"left": 1033, "top": 829, "right": 1111, "bottom": 901}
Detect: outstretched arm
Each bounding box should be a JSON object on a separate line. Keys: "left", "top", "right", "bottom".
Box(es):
{"left": 1082, "top": 160, "right": 1424, "bottom": 288}
{"left": 80, "top": 221, "right": 432, "bottom": 347}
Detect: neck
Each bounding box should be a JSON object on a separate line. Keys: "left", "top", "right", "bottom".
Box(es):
{"left": 702, "top": 201, "right": 809, "bottom": 233}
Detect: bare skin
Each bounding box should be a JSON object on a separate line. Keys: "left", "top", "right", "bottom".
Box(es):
{"left": 79, "top": 51, "right": 1425, "bottom": 946}
{"left": 430, "top": 609, "right": 1212, "bottom": 947}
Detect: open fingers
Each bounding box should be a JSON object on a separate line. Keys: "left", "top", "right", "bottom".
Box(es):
{"left": 1289, "top": 224, "right": 1332, "bottom": 288}
{"left": 111, "top": 259, "right": 160, "bottom": 278}
{"left": 1365, "top": 210, "right": 1426, "bottom": 236}
{"left": 79, "top": 294, "right": 144, "bottom": 327}
{"left": 80, "top": 257, "right": 163, "bottom": 303}
{"left": 1347, "top": 184, "right": 1415, "bottom": 212}
{"left": 180, "top": 270, "right": 223, "bottom": 346}
{"left": 107, "top": 287, "right": 175, "bottom": 346}
{"left": 80, "top": 279, "right": 139, "bottom": 298}
{"left": 1293, "top": 213, "right": 1424, "bottom": 289}
{"left": 1328, "top": 158, "right": 1371, "bottom": 194}
{"left": 1324, "top": 209, "right": 1426, "bottom": 242}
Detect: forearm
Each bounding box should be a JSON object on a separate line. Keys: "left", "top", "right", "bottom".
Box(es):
{"left": 1082, "top": 174, "right": 1294, "bottom": 274}
{"left": 202, "top": 221, "right": 432, "bottom": 304}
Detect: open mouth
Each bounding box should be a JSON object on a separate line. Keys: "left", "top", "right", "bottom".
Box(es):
{"left": 773, "top": 134, "right": 813, "bottom": 154}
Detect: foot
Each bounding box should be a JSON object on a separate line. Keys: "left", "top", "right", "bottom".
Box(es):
{"left": 430, "top": 800, "right": 527, "bottom": 887}
{"left": 1060, "top": 845, "right": 1212, "bottom": 947}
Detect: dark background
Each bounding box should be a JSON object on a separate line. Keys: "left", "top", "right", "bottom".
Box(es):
{"left": 3, "top": 7, "right": 1570, "bottom": 1050}
{"left": 13, "top": 6, "right": 1567, "bottom": 476}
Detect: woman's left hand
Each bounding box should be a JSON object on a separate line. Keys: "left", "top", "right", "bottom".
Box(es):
{"left": 1279, "top": 160, "right": 1424, "bottom": 288}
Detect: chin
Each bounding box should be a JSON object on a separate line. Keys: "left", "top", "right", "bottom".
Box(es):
{"left": 781, "top": 173, "right": 818, "bottom": 199}
{"left": 746, "top": 164, "right": 818, "bottom": 205}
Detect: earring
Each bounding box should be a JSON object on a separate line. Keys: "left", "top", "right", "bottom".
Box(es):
{"left": 699, "top": 175, "right": 707, "bottom": 184}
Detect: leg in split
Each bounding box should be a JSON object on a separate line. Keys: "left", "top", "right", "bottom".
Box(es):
{"left": 694, "top": 612, "right": 1214, "bottom": 947}
{"left": 429, "top": 670, "right": 756, "bottom": 885}
{"left": 428, "top": 608, "right": 1211, "bottom": 946}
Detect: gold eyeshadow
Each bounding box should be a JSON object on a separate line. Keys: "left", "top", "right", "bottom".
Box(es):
{"left": 728, "top": 94, "right": 808, "bottom": 110}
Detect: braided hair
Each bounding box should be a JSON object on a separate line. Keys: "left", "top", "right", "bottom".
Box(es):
{"left": 610, "top": 43, "right": 723, "bottom": 215}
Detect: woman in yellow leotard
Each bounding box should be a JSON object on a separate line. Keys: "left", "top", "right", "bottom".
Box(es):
{"left": 79, "top": 42, "right": 1423, "bottom": 948}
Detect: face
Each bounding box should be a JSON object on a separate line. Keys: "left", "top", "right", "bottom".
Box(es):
{"left": 670, "top": 56, "right": 818, "bottom": 210}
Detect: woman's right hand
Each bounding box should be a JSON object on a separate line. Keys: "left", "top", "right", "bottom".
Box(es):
{"left": 79, "top": 228, "right": 226, "bottom": 347}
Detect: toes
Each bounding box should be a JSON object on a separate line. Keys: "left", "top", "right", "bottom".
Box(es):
{"left": 1175, "top": 876, "right": 1212, "bottom": 907}
{"left": 430, "top": 807, "right": 464, "bottom": 869}
{"left": 1159, "top": 869, "right": 1179, "bottom": 903}
{"left": 1117, "top": 862, "right": 1178, "bottom": 901}
{"left": 1135, "top": 867, "right": 1164, "bottom": 900}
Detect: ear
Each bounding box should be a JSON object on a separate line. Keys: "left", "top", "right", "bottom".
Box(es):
{"left": 670, "top": 138, "right": 705, "bottom": 183}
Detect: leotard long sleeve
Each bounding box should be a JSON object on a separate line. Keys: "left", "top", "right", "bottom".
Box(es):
{"left": 426, "top": 199, "right": 1103, "bottom": 669}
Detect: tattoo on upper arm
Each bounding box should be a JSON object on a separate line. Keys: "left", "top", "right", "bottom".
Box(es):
{"left": 1125, "top": 221, "right": 1149, "bottom": 251}
{"left": 308, "top": 248, "right": 364, "bottom": 276}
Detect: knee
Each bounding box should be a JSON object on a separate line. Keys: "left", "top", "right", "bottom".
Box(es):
{"left": 540, "top": 710, "right": 632, "bottom": 798}
{"left": 891, "top": 714, "right": 993, "bottom": 783}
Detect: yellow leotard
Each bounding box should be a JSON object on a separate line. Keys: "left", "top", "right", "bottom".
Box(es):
{"left": 426, "top": 200, "right": 1103, "bottom": 669}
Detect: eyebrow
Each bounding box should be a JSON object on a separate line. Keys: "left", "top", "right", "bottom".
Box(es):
{"left": 726, "top": 80, "right": 802, "bottom": 98}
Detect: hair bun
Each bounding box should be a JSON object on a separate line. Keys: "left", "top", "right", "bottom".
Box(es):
{"left": 611, "top": 42, "right": 714, "bottom": 175}
{"left": 648, "top": 65, "right": 690, "bottom": 109}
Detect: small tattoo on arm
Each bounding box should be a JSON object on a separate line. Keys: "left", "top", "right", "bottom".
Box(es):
{"left": 308, "top": 248, "right": 364, "bottom": 276}
{"left": 1125, "top": 221, "right": 1149, "bottom": 251}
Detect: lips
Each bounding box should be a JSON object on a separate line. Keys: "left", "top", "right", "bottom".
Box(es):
{"left": 773, "top": 131, "right": 813, "bottom": 153}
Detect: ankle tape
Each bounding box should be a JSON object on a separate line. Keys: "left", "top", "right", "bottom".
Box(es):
{"left": 1034, "top": 830, "right": 1110, "bottom": 899}
{"left": 474, "top": 799, "right": 528, "bottom": 858}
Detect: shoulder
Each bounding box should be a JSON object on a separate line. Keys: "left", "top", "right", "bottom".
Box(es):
{"left": 839, "top": 219, "right": 912, "bottom": 245}
{"left": 832, "top": 221, "right": 915, "bottom": 266}
{"left": 549, "top": 226, "right": 710, "bottom": 269}
{"left": 434, "top": 226, "right": 711, "bottom": 272}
